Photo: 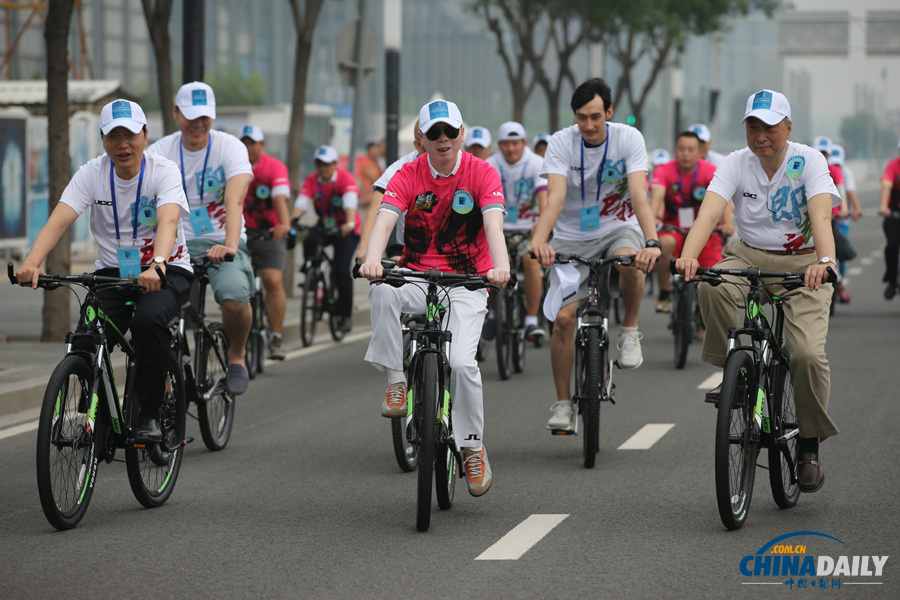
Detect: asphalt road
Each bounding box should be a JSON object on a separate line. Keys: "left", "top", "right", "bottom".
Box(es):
{"left": 1, "top": 214, "right": 898, "bottom": 599}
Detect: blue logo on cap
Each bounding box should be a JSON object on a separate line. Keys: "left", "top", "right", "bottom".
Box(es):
{"left": 473, "top": 129, "right": 483, "bottom": 139}
{"left": 192, "top": 90, "right": 208, "bottom": 106}
{"left": 318, "top": 148, "right": 327, "bottom": 157}
{"left": 429, "top": 101, "right": 450, "bottom": 120}
{"left": 242, "top": 126, "right": 253, "bottom": 137}
{"left": 111, "top": 100, "right": 132, "bottom": 119}
{"left": 752, "top": 91, "right": 773, "bottom": 110}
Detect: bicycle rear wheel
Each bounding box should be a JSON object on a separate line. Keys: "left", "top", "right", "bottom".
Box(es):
{"left": 580, "top": 328, "right": 602, "bottom": 469}
{"left": 715, "top": 349, "right": 759, "bottom": 530}
{"left": 435, "top": 441, "right": 457, "bottom": 510}
{"left": 414, "top": 353, "right": 439, "bottom": 532}
{"left": 511, "top": 289, "right": 526, "bottom": 373}
{"left": 299, "top": 268, "right": 320, "bottom": 347}
{"left": 197, "top": 322, "right": 235, "bottom": 451}
{"left": 769, "top": 360, "right": 801, "bottom": 509}
{"left": 245, "top": 294, "right": 261, "bottom": 379}
{"left": 494, "top": 290, "right": 511, "bottom": 380}
{"left": 126, "top": 351, "right": 186, "bottom": 508}
{"left": 36, "top": 355, "right": 101, "bottom": 530}
{"left": 327, "top": 269, "right": 346, "bottom": 342}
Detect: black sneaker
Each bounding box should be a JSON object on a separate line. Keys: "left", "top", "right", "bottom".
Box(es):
{"left": 482, "top": 317, "right": 497, "bottom": 341}
{"left": 525, "top": 324, "right": 546, "bottom": 340}
{"left": 338, "top": 316, "right": 353, "bottom": 332}
{"left": 886, "top": 284, "right": 897, "bottom": 301}
{"left": 135, "top": 417, "right": 162, "bottom": 443}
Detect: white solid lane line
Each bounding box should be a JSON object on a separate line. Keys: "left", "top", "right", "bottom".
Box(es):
{"left": 698, "top": 371, "right": 722, "bottom": 390}
{"left": 476, "top": 514, "right": 569, "bottom": 561}
{"left": 618, "top": 424, "right": 675, "bottom": 450}
{"left": 0, "top": 421, "right": 38, "bottom": 442}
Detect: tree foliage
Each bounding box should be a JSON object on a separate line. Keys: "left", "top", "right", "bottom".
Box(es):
{"left": 140, "top": 0, "right": 176, "bottom": 134}
{"left": 203, "top": 64, "right": 268, "bottom": 107}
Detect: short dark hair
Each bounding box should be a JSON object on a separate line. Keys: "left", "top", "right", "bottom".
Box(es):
{"left": 676, "top": 131, "right": 702, "bottom": 145}
{"left": 571, "top": 78, "right": 613, "bottom": 113}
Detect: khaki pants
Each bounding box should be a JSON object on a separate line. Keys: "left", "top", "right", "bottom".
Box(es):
{"left": 699, "top": 241, "right": 839, "bottom": 440}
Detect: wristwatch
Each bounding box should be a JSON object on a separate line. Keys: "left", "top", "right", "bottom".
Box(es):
{"left": 817, "top": 256, "right": 835, "bottom": 266}
{"left": 151, "top": 256, "right": 167, "bottom": 266}
{"left": 645, "top": 239, "right": 662, "bottom": 250}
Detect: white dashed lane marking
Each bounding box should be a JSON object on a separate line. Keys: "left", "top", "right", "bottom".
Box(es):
{"left": 476, "top": 514, "right": 569, "bottom": 560}
{"left": 698, "top": 372, "right": 722, "bottom": 390}
{"left": 618, "top": 424, "right": 675, "bottom": 450}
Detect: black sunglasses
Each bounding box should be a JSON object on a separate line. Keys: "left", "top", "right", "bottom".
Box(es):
{"left": 424, "top": 123, "right": 460, "bottom": 141}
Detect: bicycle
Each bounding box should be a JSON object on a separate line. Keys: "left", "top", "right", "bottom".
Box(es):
{"left": 492, "top": 232, "right": 528, "bottom": 380}
{"left": 244, "top": 230, "right": 273, "bottom": 378}
{"left": 364, "top": 262, "right": 514, "bottom": 532}
{"left": 295, "top": 224, "right": 345, "bottom": 347}
{"left": 180, "top": 256, "right": 236, "bottom": 452}
{"left": 8, "top": 262, "right": 188, "bottom": 530}
{"left": 547, "top": 253, "right": 635, "bottom": 469}
{"left": 686, "top": 264, "right": 836, "bottom": 530}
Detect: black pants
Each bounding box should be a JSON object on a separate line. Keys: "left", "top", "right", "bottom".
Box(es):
{"left": 303, "top": 229, "right": 359, "bottom": 318}
{"left": 96, "top": 267, "right": 192, "bottom": 411}
{"left": 884, "top": 216, "right": 900, "bottom": 286}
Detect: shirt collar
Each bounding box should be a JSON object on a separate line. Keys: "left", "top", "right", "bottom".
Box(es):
{"left": 317, "top": 171, "right": 338, "bottom": 184}
{"left": 427, "top": 150, "right": 462, "bottom": 179}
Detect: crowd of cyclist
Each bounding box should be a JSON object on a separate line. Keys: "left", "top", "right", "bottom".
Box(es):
{"left": 15, "top": 76, "right": 900, "bottom": 507}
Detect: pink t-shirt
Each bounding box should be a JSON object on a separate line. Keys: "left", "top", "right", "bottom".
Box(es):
{"left": 244, "top": 153, "right": 291, "bottom": 230}
{"left": 651, "top": 158, "right": 717, "bottom": 226}
{"left": 882, "top": 157, "right": 900, "bottom": 209}
{"left": 828, "top": 164, "right": 845, "bottom": 216}
{"left": 382, "top": 151, "right": 505, "bottom": 274}
{"left": 299, "top": 168, "right": 361, "bottom": 234}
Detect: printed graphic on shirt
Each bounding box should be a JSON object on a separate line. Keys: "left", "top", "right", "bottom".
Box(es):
{"left": 403, "top": 189, "right": 485, "bottom": 274}
{"left": 191, "top": 166, "right": 227, "bottom": 230}
{"left": 595, "top": 158, "right": 634, "bottom": 222}
{"left": 769, "top": 184, "right": 812, "bottom": 250}
{"left": 131, "top": 195, "right": 158, "bottom": 229}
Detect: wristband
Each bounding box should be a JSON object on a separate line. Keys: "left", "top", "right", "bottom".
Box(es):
{"left": 645, "top": 239, "right": 662, "bottom": 250}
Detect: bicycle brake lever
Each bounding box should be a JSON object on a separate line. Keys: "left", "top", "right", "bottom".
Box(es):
{"left": 7, "top": 262, "right": 17, "bottom": 285}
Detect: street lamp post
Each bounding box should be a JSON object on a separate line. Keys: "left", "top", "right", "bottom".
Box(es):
{"left": 384, "top": 0, "right": 401, "bottom": 164}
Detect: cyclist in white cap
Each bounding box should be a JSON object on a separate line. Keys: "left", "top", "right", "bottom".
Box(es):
{"left": 688, "top": 123, "right": 726, "bottom": 167}
{"left": 465, "top": 126, "right": 492, "bottom": 160}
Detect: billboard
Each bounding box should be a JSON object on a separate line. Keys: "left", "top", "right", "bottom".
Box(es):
{"left": 0, "top": 115, "right": 27, "bottom": 241}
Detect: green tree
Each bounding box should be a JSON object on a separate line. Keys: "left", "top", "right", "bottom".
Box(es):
{"left": 203, "top": 65, "right": 268, "bottom": 106}
{"left": 140, "top": 0, "right": 177, "bottom": 134}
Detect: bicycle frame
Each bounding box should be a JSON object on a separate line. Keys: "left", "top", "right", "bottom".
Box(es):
{"left": 178, "top": 264, "right": 229, "bottom": 406}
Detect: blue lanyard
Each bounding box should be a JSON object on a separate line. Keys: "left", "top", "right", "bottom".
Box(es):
{"left": 109, "top": 157, "right": 145, "bottom": 247}
{"left": 677, "top": 164, "right": 698, "bottom": 208}
{"left": 499, "top": 157, "right": 531, "bottom": 204}
{"left": 180, "top": 135, "right": 212, "bottom": 200}
{"left": 580, "top": 125, "right": 609, "bottom": 205}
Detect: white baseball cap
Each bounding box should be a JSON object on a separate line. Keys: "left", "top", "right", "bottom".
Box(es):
{"left": 497, "top": 121, "right": 526, "bottom": 142}
{"left": 812, "top": 136, "right": 832, "bottom": 154}
{"left": 240, "top": 124, "right": 264, "bottom": 142}
{"left": 419, "top": 99, "right": 463, "bottom": 134}
{"left": 175, "top": 81, "right": 216, "bottom": 120}
{"left": 313, "top": 145, "right": 338, "bottom": 164}
{"left": 687, "top": 124, "right": 711, "bottom": 143}
{"left": 465, "top": 126, "right": 491, "bottom": 148}
{"left": 532, "top": 133, "right": 550, "bottom": 149}
{"left": 650, "top": 148, "right": 671, "bottom": 167}
{"left": 99, "top": 99, "right": 147, "bottom": 135}
{"left": 828, "top": 143, "right": 845, "bottom": 166}
{"left": 742, "top": 89, "right": 791, "bottom": 126}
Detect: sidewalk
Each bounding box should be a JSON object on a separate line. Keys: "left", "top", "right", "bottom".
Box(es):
{"left": 0, "top": 260, "right": 374, "bottom": 422}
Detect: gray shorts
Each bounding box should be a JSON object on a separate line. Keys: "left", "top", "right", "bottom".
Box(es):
{"left": 186, "top": 239, "right": 254, "bottom": 305}
{"left": 550, "top": 226, "right": 643, "bottom": 305}
{"left": 246, "top": 229, "right": 287, "bottom": 271}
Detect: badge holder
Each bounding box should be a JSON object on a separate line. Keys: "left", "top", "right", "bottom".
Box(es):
{"left": 678, "top": 207, "right": 695, "bottom": 229}
{"left": 580, "top": 206, "right": 600, "bottom": 232}
{"left": 189, "top": 207, "right": 214, "bottom": 236}
{"left": 117, "top": 247, "right": 142, "bottom": 278}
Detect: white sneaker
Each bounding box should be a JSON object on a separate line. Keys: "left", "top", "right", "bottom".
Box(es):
{"left": 617, "top": 329, "right": 643, "bottom": 369}
{"left": 547, "top": 400, "right": 574, "bottom": 430}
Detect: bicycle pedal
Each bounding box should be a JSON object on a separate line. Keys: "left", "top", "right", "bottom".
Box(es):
{"left": 548, "top": 427, "right": 576, "bottom": 436}
{"left": 182, "top": 437, "right": 194, "bottom": 446}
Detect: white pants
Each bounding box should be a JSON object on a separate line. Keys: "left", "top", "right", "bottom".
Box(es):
{"left": 365, "top": 283, "right": 488, "bottom": 450}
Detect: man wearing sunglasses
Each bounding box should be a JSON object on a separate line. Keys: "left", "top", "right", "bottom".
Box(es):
{"left": 359, "top": 99, "right": 511, "bottom": 498}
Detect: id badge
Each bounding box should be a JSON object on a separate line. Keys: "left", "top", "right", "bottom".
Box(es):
{"left": 580, "top": 206, "right": 600, "bottom": 232}
{"left": 117, "top": 248, "right": 142, "bottom": 278}
{"left": 189, "top": 207, "right": 214, "bottom": 236}
{"left": 677, "top": 207, "right": 695, "bottom": 229}
{"left": 323, "top": 217, "right": 337, "bottom": 230}
{"left": 504, "top": 205, "right": 520, "bottom": 224}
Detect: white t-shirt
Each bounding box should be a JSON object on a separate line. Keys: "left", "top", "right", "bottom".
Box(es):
{"left": 373, "top": 150, "right": 419, "bottom": 193}
{"left": 840, "top": 165, "right": 856, "bottom": 192}
{"left": 60, "top": 152, "right": 192, "bottom": 273}
{"left": 487, "top": 147, "right": 547, "bottom": 231}
{"left": 707, "top": 150, "right": 727, "bottom": 167}
{"left": 147, "top": 130, "right": 253, "bottom": 243}
{"left": 541, "top": 122, "right": 648, "bottom": 241}
{"left": 707, "top": 142, "right": 840, "bottom": 251}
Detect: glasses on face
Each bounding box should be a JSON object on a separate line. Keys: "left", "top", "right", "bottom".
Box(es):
{"left": 424, "top": 123, "right": 460, "bottom": 142}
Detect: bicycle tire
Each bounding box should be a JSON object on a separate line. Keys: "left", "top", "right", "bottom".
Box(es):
{"left": 435, "top": 441, "right": 457, "bottom": 510}
{"left": 391, "top": 416, "right": 418, "bottom": 472}
{"left": 715, "top": 349, "right": 759, "bottom": 530}
{"left": 581, "top": 327, "right": 602, "bottom": 469}
{"left": 673, "top": 284, "right": 692, "bottom": 370}
{"left": 36, "top": 354, "right": 101, "bottom": 530}
{"left": 494, "top": 290, "right": 511, "bottom": 380}
{"left": 126, "top": 351, "right": 186, "bottom": 508}
{"left": 197, "top": 322, "right": 235, "bottom": 451}
{"left": 255, "top": 329, "right": 266, "bottom": 374}
{"left": 511, "top": 289, "right": 526, "bottom": 373}
{"left": 415, "top": 353, "right": 439, "bottom": 532}
{"left": 327, "top": 267, "right": 346, "bottom": 342}
{"left": 245, "top": 296, "right": 260, "bottom": 380}
{"left": 769, "top": 360, "right": 801, "bottom": 509}
{"left": 299, "top": 268, "right": 319, "bottom": 347}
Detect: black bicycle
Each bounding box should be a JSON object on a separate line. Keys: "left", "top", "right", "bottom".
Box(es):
{"left": 180, "top": 256, "right": 235, "bottom": 452}
{"left": 493, "top": 232, "right": 528, "bottom": 380}
{"left": 9, "top": 263, "right": 187, "bottom": 530}
{"left": 548, "top": 253, "right": 635, "bottom": 469}
{"left": 687, "top": 264, "right": 835, "bottom": 530}
{"left": 365, "top": 263, "right": 513, "bottom": 531}
{"left": 296, "top": 224, "right": 344, "bottom": 347}
{"left": 245, "top": 230, "right": 272, "bottom": 378}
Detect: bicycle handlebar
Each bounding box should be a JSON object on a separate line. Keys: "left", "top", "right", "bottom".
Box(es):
{"left": 354, "top": 260, "right": 517, "bottom": 289}
{"left": 554, "top": 253, "right": 635, "bottom": 269}
{"left": 667, "top": 258, "right": 837, "bottom": 287}
{"left": 8, "top": 261, "right": 154, "bottom": 290}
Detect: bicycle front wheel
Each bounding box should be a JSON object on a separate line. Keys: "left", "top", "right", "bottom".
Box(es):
{"left": 299, "top": 268, "right": 320, "bottom": 347}
{"left": 511, "top": 289, "right": 526, "bottom": 373}
{"left": 245, "top": 297, "right": 261, "bottom": 380}
{"left": 414, "top": 353, "right": 439, "bottom": 532}
{"left": 580, "top": 328, "right": 602, "bottom": 469}
{"left": 673, "top": 284, "right": 692, "bottom": 369}
{"left": 494, "top": 291, "right": 511, "bottom": 380}
{"left": 126, "top": 352, "right": 186, "bottom": 508}
{"left": 715, "top": 349, "right": 760, "bottom": 530}
{"left": 197, "top": 322, "right": 235, "bottom": 451}
{"left": 36, "top": 354, "right": 101, "bottom": 530}
{"left": 769, "top": 360, "right": 801, "bottom": 509}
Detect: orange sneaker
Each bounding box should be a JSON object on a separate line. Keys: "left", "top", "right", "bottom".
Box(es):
{"left": 381, "top": 382, "right": 407, "bottom": 418}
{"left": 462, "top": 446, "right": 493, "bottom": 497}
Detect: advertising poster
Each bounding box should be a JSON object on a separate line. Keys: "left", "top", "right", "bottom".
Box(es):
{"left": 0, "top": 116, "right": 27, "bottom": 241}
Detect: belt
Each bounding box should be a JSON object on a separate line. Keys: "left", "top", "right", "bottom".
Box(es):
{"left": 747, "top": 243, "right": 815, "bottom": 256}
